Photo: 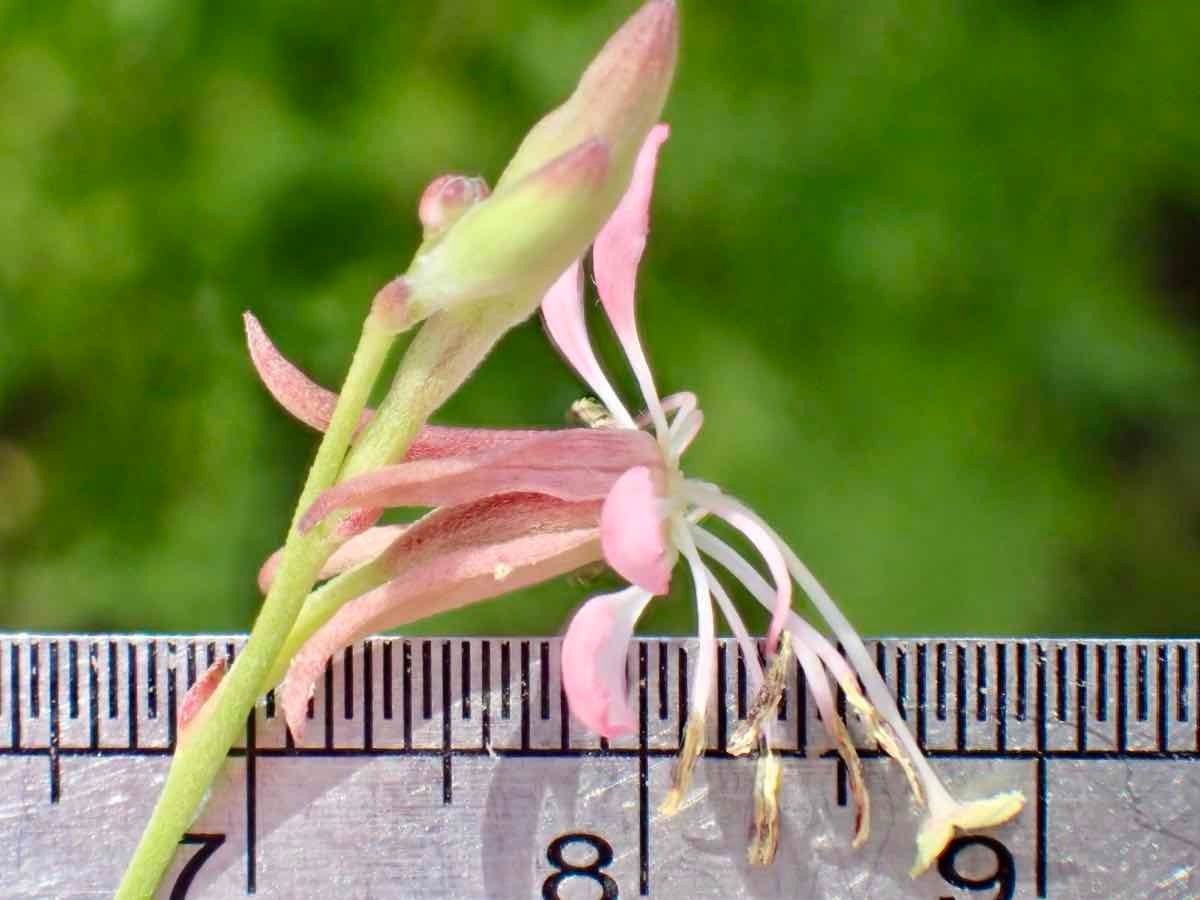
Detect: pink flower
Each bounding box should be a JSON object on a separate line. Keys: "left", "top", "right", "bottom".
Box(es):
{"left": 545, "top": 124, "right": 1025, "bottom": 872}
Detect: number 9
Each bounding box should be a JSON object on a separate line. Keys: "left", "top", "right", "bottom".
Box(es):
{"left": 937, "top": 834, "right": 1016, "bottom": 900}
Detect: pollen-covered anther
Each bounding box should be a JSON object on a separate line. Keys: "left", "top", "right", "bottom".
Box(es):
{"left": 748, "top": 750, "right": 783, "bottom": 866}
{"left": 418, "top": 174, "right": 490, "bottom": 239}
{"left": 368, "top": 276, "right": 411, "bottom": 332}
{"left": 843, "top": 686, "right": 925, "bottom": 806}
{"left": 660, "top": 714, "right": 706, "bottom": 816}
{"left": 829, "top": 708, "right": 871, "bottom": 848}
{"left": 728, "top": 633, "right": 792, "bottom": 756}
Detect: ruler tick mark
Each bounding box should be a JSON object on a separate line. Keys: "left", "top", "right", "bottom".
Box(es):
{"left": 1136, "top": 645, "right": 1148, "bottom": 722}
{"left": 185, "top": 642, "right": 196, "bottom": 689}
{"left": 658, "top": 643, "right": 668, "bottom": 721}
{"left": 343, "top": 646, "right": 354, "bottom": 721}
{"left": 67, "top": 640, "right": 79, "bottom": 720}
{"left": 323, "top": 660, "right": 334, "bottom": 750}
{"left": 1016, "top": 643, "right": 1028, "bottom": 722}
{"left": 716, "top": 642, "right": 727, "bottom": 752}
{"left": 916, "top": 643, "right": 928, "bottom": 749}
{"left": 796, "top": 651, "right": 807, "bottom": 755}
{"left": 1157, "top": 644, "right": 1168, "bottom": 752}
{"left": 481, "top": 640, "right": 491, "bottom": 746}
{"left": 955, "top": 644, "right": 966, "bottom": 750}
{"left": 638, "top": 642, "right": 649, "bottom": 897}
{"left": 1117, "top": 644, "right": 1128, "bottom": 753}
{"left": 48, "top": 641, "right": 60, "bottom": 804}
{"left": 975, "top": 644, "right": 987, "bottom": 722}
{"left": 1096, "top": 645, "right": 1108, "bottom": 723}
{"left": 735, "top": 645, "right": 746, "bottom": 721}
{"left": 402, "top": 641, "right": 412, "bottom": 749}
{"left": 1076, "top": 643, "right": 1088, "bottom": 752}
{"left": 246, "top": 706, "right": 257, "bottom": 894}
{"left": 167, "top": 641, "right": 178, "bottom": 750}
{"left": 29, "top": 643, "right": 39, "bottom": 719}
{"left": 127, "top": 643, "right": 137, "bottom": 748}
{"left": 442, "top": 641, "right": 452, "bottom": 803}
{"left": 935, "top": 642, "right": 947, "bottom": 721}
{"left": 382, "top": 640, "right": 393, "bottom": 721}
{"left": 677, "top": 647, "right": 688, "bottom": 745}
{"left": 540, "top": 641, "right": 550, "bottom": 721}
{"left": 520, "top": 642, "right": 530, "bottom": 751}
{"left": 996, "top": 643, "right": 1008, "bottom": 752}
{"left": 1056, "top": 646, "right": 1067, "bottom": 722}
{"left": 422, "top": 641, "right": 432, "bottom": 720}
{"left": 107, "top": 641, "right": 117, "bottom": 720}
{"left": 87, "top": 642, "right": 98, "bottom": 749}
{"left": 147, "top": 642, "right": 158, "bottom": 720}
{"left": 500, "top": 642, "right": 511, "bottom": 720}
{"left": 363, "top": 641, "right": 373, "bottom": 751}
{"left": 462, "top": 641, "right": 471, "bottom": 721}
{"left": 1175, "top": 645, "right": 1187, "bottom": 723}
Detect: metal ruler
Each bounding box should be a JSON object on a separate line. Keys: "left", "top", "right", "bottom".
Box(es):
{"left": 1, "top": 635, "right": 1197, "bottom": 899}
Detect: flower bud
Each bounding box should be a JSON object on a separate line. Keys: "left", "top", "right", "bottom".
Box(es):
{"left": 388, "top": 0, "right": 679, "bottom": 332}
{"left": 418, "top": 174, "right": 490, "bottom": 239}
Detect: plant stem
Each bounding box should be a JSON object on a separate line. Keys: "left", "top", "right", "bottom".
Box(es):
{"left": 115, "top": 321, "right": 394, "bottom": 900}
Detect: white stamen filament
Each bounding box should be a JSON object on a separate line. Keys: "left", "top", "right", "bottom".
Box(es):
{"left": 681, "top": 481, "right": 793, "bottom": 653}
{"left": 668, "top": 409, "right": 704, "bottom": 460}
{"left": 672, "top": 520, "right": 718, "bottom": 719}
{"left": 698, "top": 556, "right": 764, "bottom": 692}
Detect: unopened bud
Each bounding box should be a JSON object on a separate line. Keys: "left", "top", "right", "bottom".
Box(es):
{"left": 418, "top": 174, "right": 490, "bottom": 239}
{"left": 393, "top": 0, "right": 678, "bottom": 333}
{"left": 498, "top": 0, "right": 679, "bottom": 191}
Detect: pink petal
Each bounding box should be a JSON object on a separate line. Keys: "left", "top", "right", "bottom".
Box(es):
{"left": 280, "top": 493, "right": 604, "bottom": 739}
{"left": 299, "top": 427, "right": 660, "bottom": 533}
{"left": 257, "top": 524, "right": 410, "bottom": 594}
{"left": 243, "top": 311, "right": 374, "bottom": 434}
{"left": 600, "top": 465, "right": 674, "bottom": 594}
{"left": 560, "top": 586, "right": 653, "bottom": 738}
{"left": 593, "top": 124, "right": 669, "bottom": 339}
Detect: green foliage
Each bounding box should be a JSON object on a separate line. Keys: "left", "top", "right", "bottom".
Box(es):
{"left": 2, "top": 0, "right": 1199, "bottom": 635}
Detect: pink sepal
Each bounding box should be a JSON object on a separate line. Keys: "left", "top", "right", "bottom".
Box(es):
{"left": 257, "top": 524, "right": 410, "bottom": 594}
{"left": 243, "top": 312, "right": 374, "bottom": 434}
{"left": 299, "top": 428, "right": 660, "bottom": 533}
{"left": 177, "top": 656, "right": 228, "bottom": 738}
{"left": 280, "top": 494, "right": 604, "bottom": 739}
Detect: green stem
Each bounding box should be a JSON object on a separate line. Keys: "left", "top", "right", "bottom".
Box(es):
{"left": 115, "top": 322, "right": 394, "bottom": 900}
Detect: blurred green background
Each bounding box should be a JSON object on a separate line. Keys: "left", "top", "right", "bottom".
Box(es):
{"left": 1, "top": 0, "right": 1198, "bottom": 638}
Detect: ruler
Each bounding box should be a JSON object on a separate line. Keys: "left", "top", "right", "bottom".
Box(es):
{"left": 1, "top": 635, "right": 1197, "bottom": 899}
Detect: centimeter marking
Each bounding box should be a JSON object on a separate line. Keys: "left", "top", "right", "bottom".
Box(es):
{"left": 2, "top": 635, "right": 1198, "bottom": 898}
